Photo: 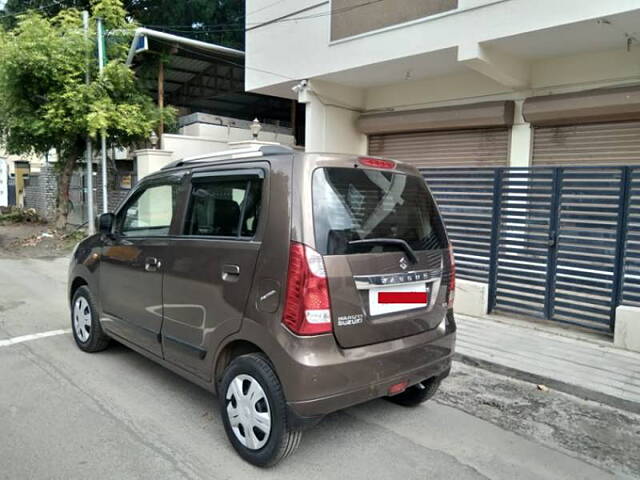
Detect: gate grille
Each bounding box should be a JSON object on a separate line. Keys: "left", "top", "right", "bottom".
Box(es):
{"left": 623, "top": 168, "right": 640, "bottom": 306}
{"left": 553, "top": 168, "right": 625, "bottom": 330}
{"left": 494, "top": 168, "right": 554, "bottom": 319}
{"left": 421, "top": 165, "right": 640, "bottom": 333}
{"left": 422, "top": 168, "right": 495, "bottom": 282}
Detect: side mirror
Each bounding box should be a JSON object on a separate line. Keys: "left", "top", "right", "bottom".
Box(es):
{"left": 98, "top": 213, "right": 115, "bottom": 235}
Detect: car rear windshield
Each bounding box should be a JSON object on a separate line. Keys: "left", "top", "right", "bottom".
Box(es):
{"left": 312, "top": 167, "right": 447, "bottom": 255}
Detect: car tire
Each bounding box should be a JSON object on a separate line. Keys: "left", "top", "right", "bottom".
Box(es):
{"left": 386, "top": 378, "right": 441, "bottom": 407}
{"left": 71, "top": 286, "right": 110, "bottom": 353}
{"left": 219, "top": 353, "right": 302, "bottom": 467}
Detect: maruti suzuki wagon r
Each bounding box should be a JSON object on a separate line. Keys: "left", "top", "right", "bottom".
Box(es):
{"left": 68, "top": 144, "right": 456, "bottom": 467}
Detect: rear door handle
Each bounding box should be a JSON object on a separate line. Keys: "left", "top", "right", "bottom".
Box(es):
{"left": 145, "top": 257, "right": 162, "bottom": 272}
{"left": 222, "top": 264, "right": 240, "bottom": 282}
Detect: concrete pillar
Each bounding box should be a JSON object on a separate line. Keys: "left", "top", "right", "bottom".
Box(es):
{"left": 509, "top": 100, "right": 533, "bottom": 167}
{"left": 298, "top": 80, "right": 367, "bottom": 155}
{"left": 135, "top": 149, "right": 174, "bottom": 180}
{"left": 454, "top": 279, "right": 489, "bottom": 317}
{"left": 615, "top": 306, "right": 640, "bottom": 353}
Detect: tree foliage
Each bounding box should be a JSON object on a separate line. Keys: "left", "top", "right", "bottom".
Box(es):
{"left": 0, "top": 0, "right": 173, "bottom": 227}
{"left": 1, "top": 0, "right": 245, "bottom": 48}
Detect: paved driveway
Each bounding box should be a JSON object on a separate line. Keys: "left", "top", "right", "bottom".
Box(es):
{"left": 0, "top": 257, "right": 624, "bottom": 479}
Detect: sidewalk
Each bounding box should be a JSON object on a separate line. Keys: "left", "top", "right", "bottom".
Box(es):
{"left": 454, "top": 314, "right": 640, "bottom": 414}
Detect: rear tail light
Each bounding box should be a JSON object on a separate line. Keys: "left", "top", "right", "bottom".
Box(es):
{"left": 282, "top": 242, "right": 333, "bottom": 335}
{"left": 447, "top": 244, "right": 456, "bottom": 309}
{"left": 358, "top": 157, "right": 395, "bottom": 169}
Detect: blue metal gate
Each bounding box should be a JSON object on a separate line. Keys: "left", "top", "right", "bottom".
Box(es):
{"left": 622, "top": 168, "right": 640, "bottom": 307}
{"left": 422, "top": 165, "right": 640, "bottom": 333}
{"left": 8, "top": 177, "right": 16, "bottom": 205}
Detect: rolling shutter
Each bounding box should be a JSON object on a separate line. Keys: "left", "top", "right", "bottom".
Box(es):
{"left": 532, "top": 121, "right": 640, "bottom": 166}
{"left": 368, "top": 127, "right": 510, "bottom": 168}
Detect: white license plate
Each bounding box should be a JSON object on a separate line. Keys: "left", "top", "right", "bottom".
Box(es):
{"left": 369, "top": 282, "right": 429, "bottom": 317}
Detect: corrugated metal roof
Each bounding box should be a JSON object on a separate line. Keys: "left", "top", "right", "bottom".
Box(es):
{"left": 128, "top": 28, "right": 292, "bottom": 126}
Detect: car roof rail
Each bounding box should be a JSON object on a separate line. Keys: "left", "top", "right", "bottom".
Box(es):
{"left": 161, "top": 144, "right": 294, "bottom": 170}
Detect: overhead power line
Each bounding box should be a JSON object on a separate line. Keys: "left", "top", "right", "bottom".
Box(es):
{"left": 145, "top": 0, "right": 386, "bottom": 31}
{"left": 246, "top": 0, "right": 287, "bottom": 17}
{"left": 1, "top": 0, "right": 385, "bottom": 32}
{"left": 246, "top": 0, "right": 385, "bottom": 27}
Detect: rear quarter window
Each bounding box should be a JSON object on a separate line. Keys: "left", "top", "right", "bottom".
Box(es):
{"left": 312, "top": 167, "right": 446, "bottom": 255}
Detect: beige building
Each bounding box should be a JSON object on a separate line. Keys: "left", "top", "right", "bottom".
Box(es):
{"left": 246, "top": 0, "right": 640, "bottom": 168}
{"left": 245, "top": 1, "right": 640, "bottom": 349}
{"left": 0, "top": 149, "right": 48, "bottom": 175}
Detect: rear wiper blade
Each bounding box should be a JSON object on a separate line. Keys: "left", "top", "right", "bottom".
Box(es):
{"left": 348, "top": 238, "right": 418, "bottom": 264}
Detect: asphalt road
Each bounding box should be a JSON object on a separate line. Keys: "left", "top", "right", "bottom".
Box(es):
{"left": 0, "top": 256, "right": 630, "bottom": 480}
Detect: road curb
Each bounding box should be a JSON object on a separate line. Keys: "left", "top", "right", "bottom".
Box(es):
{"left": 454, "top": 353, "right": 640, "bottom": 416}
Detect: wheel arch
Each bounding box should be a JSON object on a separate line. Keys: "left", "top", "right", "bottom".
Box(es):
{"left": 213, "top": 338, "right": 270, "bottom": 389}
{"left": 69, "top": 276, "right": 89, "bottom": 303}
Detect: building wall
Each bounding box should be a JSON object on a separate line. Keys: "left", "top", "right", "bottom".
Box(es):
{"left": 357, "top": 48, "right": 640, "bottom": 165}
{"left": 23, "top": 162, "right": 133, "bottom": 225}
{"left": 299, "top": 79, "right": 367, "bottom": 154}
{"left": 162, "top": 135, "right": 230, "bottom": 162}
{"left": 247, "top": 0, "right": 640, "bottom": 166}
{"left": 246, "top": 0, "right": 640, "bottom": 94}
{"left": 162, "top": 128, "right": 295, "bottom": 162}
{"left": 0, "top": 147, "right": 54, "bottom": 175}
{"left": 363, "top": 49, "right": 640, "bottom": 112}
{"left": 23, "top": 164, "right": 58, "bottom": 221}
{"left": 330, "top": 0, "right": 458, "bottom": 41}
{"left": 263, "top": 46, "right": 640, "bottom": 164}
{"left": 164, "top": 113, "right": 296, "bottom": 162}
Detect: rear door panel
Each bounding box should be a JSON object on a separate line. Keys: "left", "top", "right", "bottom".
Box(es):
{"left": 160, "top": 164, "right": 268, "bottom": 380}
{"left": 161, "top": 240, "right": 261, "bottom": 379}
{"left": 310, "top": 165, "right": 449, "bottom": 348}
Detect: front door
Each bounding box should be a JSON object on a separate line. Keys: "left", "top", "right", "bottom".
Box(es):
{"left": 100, "top": 176, "right": 184, "bottom": 356}
{"left": 161, "top": 166, "right": 266, "bottom": 379}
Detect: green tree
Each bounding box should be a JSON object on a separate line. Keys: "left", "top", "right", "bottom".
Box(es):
{"left": 1, "top": 0, "right": 245, "bottom": 48}
{"left": 0, "top": 0, "right": 172, "bottom": 228}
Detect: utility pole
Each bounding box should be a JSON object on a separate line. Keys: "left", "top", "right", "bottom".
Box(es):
{"left": 83, "top": 11, "right": 95, "bottom": 234}
{"left": 158, "top": 58, "right": 165, "bottom": 138}
{"left": 97, "top": 18, "right": 108, "bottom": 214}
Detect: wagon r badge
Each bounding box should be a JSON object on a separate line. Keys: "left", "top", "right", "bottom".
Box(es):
{"left": 399, "top": 257, "right": 408, "bottom": 270}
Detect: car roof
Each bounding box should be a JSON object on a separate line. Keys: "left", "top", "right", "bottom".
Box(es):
{"left": 148, "top": 144, "right": 422, "bottom": 181}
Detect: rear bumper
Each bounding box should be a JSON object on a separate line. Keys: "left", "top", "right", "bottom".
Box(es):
{"left": 283, "top": 312, "right": 456, "bottom": 419}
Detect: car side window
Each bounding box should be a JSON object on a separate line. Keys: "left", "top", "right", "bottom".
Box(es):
{"left": 120, "top": 183, "right": 178, "bottom": 237}
{"left": 184, "top": 173, "right": 263, "bottom": 238}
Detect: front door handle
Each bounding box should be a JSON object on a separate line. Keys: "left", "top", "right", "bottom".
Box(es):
{"left": 222, "top": 264, "right": 240, "bottom": 282}
{"left": 145, "top": 257, "right": 162, "bottom": 272}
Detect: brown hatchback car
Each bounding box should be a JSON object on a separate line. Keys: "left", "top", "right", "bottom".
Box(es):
{"left": 68, "top": 145, "right": 456, "bottom": 466}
